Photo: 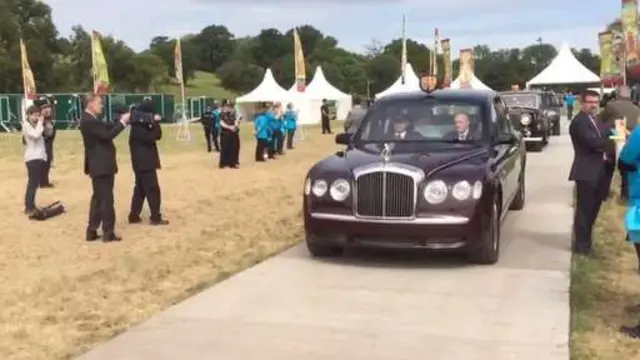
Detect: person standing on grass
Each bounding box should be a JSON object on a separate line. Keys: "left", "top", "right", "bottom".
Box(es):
{"left": 38, "top": 99, "right": 56, "bottom": 188}
{"left": 218, "top": 99, "right": 240, "bottom": 169}
{"left": 569, "top": 89, "right": 613, "bottom": 256}
{"left": 266, "top": 103, "right": 280, "bottom": 159}
{"left": 80, "top": 94, "right": 130, "bottom": 242}
{"left": 200, "top": 106, "right": 214, "bottom": 152}
{"left": 320, "top": 99, "right": 332, "bottom": 134}
{"left": 211, "top": 101, "right": 221, "bottom": 152}
{"left": 283, "top": 103, "right": 298, "bottom": 149}
{"left": 564, "top": 91, "right": 576, "bottom": 120}
{"left": 344, "top": 96, "right": 367, "bottom": 134}
{"left": 271, "top": 102, "right": 285, "bottom": 155}
{"left": 254, "top": 102, "right": 272, "bottom": 162}
{"left": 22, "top": 105, "right": 49, "bottom": 214}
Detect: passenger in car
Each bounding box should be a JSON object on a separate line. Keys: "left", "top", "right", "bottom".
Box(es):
{"left": 444, "top": 113, "right": 473, "bottom": 140}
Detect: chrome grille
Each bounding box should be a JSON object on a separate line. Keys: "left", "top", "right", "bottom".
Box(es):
{"left": 356, "top": 171, "right": 415, "bottom": 218}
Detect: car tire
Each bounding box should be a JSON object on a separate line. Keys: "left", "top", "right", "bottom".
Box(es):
{"left": 468, "top": 200, "right": 501, "bottom": 265}
{"left": 552, "top": 122, "right": 561, "bottom": 136}
{"left": 306, "top": 236, "right": 344, "bottom": 257}
{"left": 509, "top": 170, "right": 525, "bottom": 211}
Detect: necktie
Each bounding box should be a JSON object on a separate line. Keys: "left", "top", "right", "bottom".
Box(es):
{"left": 458, "top": 133, "right": 465, "bottom": 140}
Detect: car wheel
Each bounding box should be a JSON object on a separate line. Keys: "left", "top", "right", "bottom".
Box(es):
{"left": 552, "top": 121, "right": 561, "bottom": 136}
{"left": 509, "top": 170, "right": 525, "bottom": 211}
{"left": 306, "top": 235, "right": 344, "bottom": 257}
{"left": 468, "top": 200, "right": 500, "bottom": 265}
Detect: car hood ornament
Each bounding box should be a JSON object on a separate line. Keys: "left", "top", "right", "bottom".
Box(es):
{"left": 381, "top": 143, "right": 392, "bottom": 162}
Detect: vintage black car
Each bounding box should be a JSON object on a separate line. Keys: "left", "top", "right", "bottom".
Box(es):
{"left": 302, "top": 86, "right": 527, "bottom": 264}
{"left": 501, "top": 90, "right": 562, "bottom": 151}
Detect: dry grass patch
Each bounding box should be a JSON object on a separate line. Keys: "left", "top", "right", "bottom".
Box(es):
{"left": 571, "top": 190, "right": 640, "bottom": 359}
{"left": 0, "top": 123, "right": 338, "bottom": 360}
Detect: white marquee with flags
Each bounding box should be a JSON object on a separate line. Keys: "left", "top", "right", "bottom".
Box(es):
{"left": 235, "top": 68, "right": 291, "bottom": 121}
{"left": 450, "top": 73, "right": 492, "bottom": 90}
{"left": 526, "top": 43, "right": 600, "bottom": 87}
{"left": 303, "top": 66, "right": 352, "bottom": 120}
{"left": 375, "top": 63, "right": 420, "bottom": 99}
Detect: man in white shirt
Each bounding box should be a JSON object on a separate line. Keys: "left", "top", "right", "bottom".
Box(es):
{"left": 453, "top": 113, "right": 471, "bottom": 140}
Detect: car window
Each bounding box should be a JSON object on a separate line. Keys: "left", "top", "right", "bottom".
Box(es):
{"left": 493, "top": 97, "right": 510, "bottom": 134}
{"left": 356, "top": 99, "right": 485, "bottom": 142}
{"left": 502, "top": 94, "right": 538, "bottom": 108}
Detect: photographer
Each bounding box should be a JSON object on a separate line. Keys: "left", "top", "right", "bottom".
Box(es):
{"left": 200, "top": 106, "right": 215, "bottom": 152}
{"left": 22, "top": 105, "right": 48, "bottom": 214}
{"left": 37, "top": 99, "right": 56, "bottom": 188}
{"left": 127, "top": 100, "right": 168, "bottom": 225}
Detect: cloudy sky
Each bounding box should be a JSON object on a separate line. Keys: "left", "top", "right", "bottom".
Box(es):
{"left": 45, "top": 0, "right": 618, "bottom": 55}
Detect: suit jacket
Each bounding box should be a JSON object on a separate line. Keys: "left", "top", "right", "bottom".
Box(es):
{"left": 79, "top": 111, "right": 125, "bottom": 177}
{"left": 444, "top": 130, "right": 473, "bottom": 141}
{"left": 385, "top": 130, "right": 424, "bottom": 141}
{"left": 568, "top": 111, "right": 611, "bottom": 182}
{"left": 129, "top": 119, "right": 162, "bottom": 172}
{"left": 344, "top": 106, "right": 367, "bottom": 133}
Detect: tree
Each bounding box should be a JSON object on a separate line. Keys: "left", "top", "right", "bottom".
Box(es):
{"left": 382, "top": 39, "right": 432, "bottom": 75}
{"left": 366, "top": 54, "right": 400, "bottom": 94}
{"left": 251, "top": 28, "right": 288, "bottom": 69}
{"left": 191, "top": 24, "right": 235, "bottom": 72}
{"left": 127, "top": 52, "right": 168, "bottom": 91}
{"left": 149, "top": 36, "right": 197, "bottom": 84}
{"left": 217, "top": 60, "right": 263, "bottom": 93}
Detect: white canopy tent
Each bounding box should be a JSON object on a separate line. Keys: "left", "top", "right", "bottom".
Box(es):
{"left": 375, "top": 63, "right": 420, "bottom": 99}
{"left": 450, "top": 73, "right": 492, "bottom": 90}
{"left": 302, "top": 66, "right": 353, "bottom": 120}
{"left": 526, "top": 43, "right": 600, "bottom": 87}
{"left": 235, "top": 68, "right": 291, "bottom": 121}
{"left": 286, "top": 86, "right": 317, "bottom": 125}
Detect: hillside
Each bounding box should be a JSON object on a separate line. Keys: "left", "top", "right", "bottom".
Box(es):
{"left": 158, "top": 71, "right": 237, "bottom": 99}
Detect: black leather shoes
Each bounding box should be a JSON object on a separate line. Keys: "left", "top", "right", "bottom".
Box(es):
{"left": 128, "top": 215, "right": 142, "bottom": 224}
{"left": 86, "top": 230, "right": 100, "bottom": 241}
{"left": 150, "top": 218, "right": 169, "bottom": 226}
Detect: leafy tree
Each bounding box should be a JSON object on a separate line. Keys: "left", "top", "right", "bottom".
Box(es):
{"left": 149, "top": 36, "right": 197, "bottom": 83}
{"left": 251, "top": 28, "right": 288, "bottom": 69}
{"left": 217, "top": 60, "right": 263, "bottom": 93}
{"left": 191, "top": 24, "right": 235, "bottom": 72}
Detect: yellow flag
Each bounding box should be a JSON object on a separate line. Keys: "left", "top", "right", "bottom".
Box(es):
{"left": 459, "top": 49, "right": 474, "bottom": 88}
{"left": 598, "top": 31, "right": 613, "bottom": 78}
{"left": 174, "top": 38, "right": 184, "bottom": 84}
{"left": 293, "top": 28, "right": 306, "bottom": 92}
{"left": 20, "top": 39, "right": 37, "bottom": 99}
{"left": 441, "top": 39, "right": 452, "bottom": 87}
{"left": 91, "top": 31, "right": 110, "bottom": 94}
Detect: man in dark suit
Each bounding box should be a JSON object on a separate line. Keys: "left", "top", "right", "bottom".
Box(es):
{"left": 200, "top": 106, "right": 214, "bottom": 152}
{"left": 444, "top": 112, "right": 474, "bottom": 140}
{"left": 320, "top": 99, "right": 332, "bottom": 134}
{"left": 344, "top": 97, "right": 367, "bottom": 134}
{"left": 127, "top": 100, "right": 168, "bottom": 225}
{"left": 569, "top": 89, "right": 613, "bottom": 255}
{"left": 79, "top": 94, "right": 130, "bottom": 242}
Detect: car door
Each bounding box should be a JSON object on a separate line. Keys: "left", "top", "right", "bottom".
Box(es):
{"left": 493, "top": 97, "right": 521, "bottom": 213}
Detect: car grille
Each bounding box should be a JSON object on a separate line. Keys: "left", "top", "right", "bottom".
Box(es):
{"left": 355, "top": 171, "right": 415, "bottom": 218}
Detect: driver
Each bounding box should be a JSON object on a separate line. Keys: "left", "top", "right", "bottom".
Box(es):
{"left": 445, "top": 112, "right": 472, "bottom": 141}
{"left": 389, "top": 116, "right": 423, "bottom": 140}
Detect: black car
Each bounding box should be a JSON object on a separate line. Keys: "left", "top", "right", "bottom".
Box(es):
{"left": 500, "top": 90, "right": 561, "bottom": 151}
{"left": 302, "top": 85, "right": 527, "bottom": 264}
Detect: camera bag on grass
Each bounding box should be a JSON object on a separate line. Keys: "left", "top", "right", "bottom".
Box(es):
{"left": 28, "top": 201, "right": 66, "bottom": 221}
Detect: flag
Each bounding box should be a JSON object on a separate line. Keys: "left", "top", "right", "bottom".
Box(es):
{"left": 441, "top": 39, "right": 452, "bottom": 87}
{"left": 622, "top": 0, "right": 639, "bottom": 66}
{"left": 19, "top": 39, "right": 37, "bottom": 100}
{"left": 174, "top": 38, "right": 184, "bottom": 85}
{"left": 400, "top": 13, "right": 407, "bottom": 84}
{"left": 91, "top": 31, "right": 110, "bottom": 94}
{"left": 432, "top": 28, "right": 440, "bottom": 76}
{"left": 599, "top": 31, "right": 613, "bottom": 79}
{"left": 459, "top": 49, "right": 473, "bottom": 88}
{"left": 293, "top": 28, "right": 306, "bottom": 92}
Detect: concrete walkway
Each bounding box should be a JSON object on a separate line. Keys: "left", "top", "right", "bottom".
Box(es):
{"left": 79, "top": 133, "right": 574, "bottom": 360}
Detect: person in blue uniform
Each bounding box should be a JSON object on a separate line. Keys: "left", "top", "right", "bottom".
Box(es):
{"left": 283, "top": 103, "right": 298, "bottom": 149}
{"left": 210, "top": 101, "right": 221, "bottom": 152}
{"left": 268, "top": 102, "right": 284, "bottom": 157}
{"left": 254, "top": 102, "right": 272, "bottom": 162}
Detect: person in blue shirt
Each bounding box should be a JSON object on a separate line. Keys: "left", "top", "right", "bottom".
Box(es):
{"left": 563, "top": 91, "right": 576, "bottom": 120}
{"left": 283, "top": 103, "right": 298, "bottom": 149}
{"left": 254, "top": 102, "right": 272, "bottom": 162}
{"left": 268, "top": 102, "right": 284, "bottom": 158}
{"left": 210, "top": 101, "right": 221, "bottom": 152}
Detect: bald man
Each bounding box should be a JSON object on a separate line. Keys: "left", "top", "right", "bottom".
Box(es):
{"left": 445, "top": 113, "right": 472, "bottom": 141}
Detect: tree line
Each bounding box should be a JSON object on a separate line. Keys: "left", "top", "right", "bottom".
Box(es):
{"left": 0, "top": 0, "right": 603, "bottom": 97}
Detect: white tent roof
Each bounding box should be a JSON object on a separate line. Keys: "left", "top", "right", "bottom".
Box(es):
{"left": 375, "top": 63, "right": 420, "bottom": 99}
{"left": 303, "top": 66, "right": 351, "bottom": 99}
{"left": 526, "top": 43, "right": 600, "bottom": 86}
{"left": 450, "top": 73, "right": 492, "bottom": 90}
{"left": 236, "top": 68, "right": 290, "bottom": 103}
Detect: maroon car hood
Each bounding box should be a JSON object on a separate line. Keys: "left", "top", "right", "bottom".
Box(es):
{"left": 341, "top": 147, "right": 489, "bottom": 174}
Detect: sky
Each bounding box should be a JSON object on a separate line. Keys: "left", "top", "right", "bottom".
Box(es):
{"left": 45, "top": 0, "right": 619, "bottom": 56}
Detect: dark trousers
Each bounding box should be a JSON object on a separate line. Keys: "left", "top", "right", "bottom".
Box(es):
{"left": 573, "top": 178, "right": 607, "bottom": 252}
{"left": 25, "top": 159, "right": 45, "bottom": 210}
{"left": 129, "top": 170, "right": 161, "bottom": 220}
{"left": 286, "top": 129, "right": 295, "bottom": 149}
{"left": 211, "top": 128, "right": 220, "bottom": 152}
{"left": 274, "top": 130, "right": 284, "bottom": 154}
{"left": 219, "top": 130, "right": 239, "bottom": 168}
{"left": 567, "top": 106, "right": 574, "bottom": 120}
{"left": 620, "top": 166, "right": 629, "bottom": 200}
{"left": 321, "top": 118, "right": 331, "bottom": 134}
{"left": 603, "top": 161, "right": 615, "bottom": 200}
{"left": 255, "top": 139, "right": 269, "bottom": 161}
{"left": 203, "top": 126, "right": 212, "bottom": 152}
{"left": 267, "top": 138, "right": 276, "bottom": 159}
{"left": 41, "top": 143, "right": 53, "bottom": 186}
{"left": 88, "top": 175, "right": 116, "bottom": 234}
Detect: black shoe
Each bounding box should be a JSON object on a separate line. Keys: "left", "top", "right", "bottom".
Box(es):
{"left": 621, "top": 324, "right": 640, "bottom": 338}
{"left": 40, "top": 183, "right": 54, "bottom": 188}
{"left": 128, "top": 215, "right": 142, "bottom": 224}
{"left": 86, "top": 230, "right": 100, "bottom": 241}
{"left": 150, "top": 218, "right": 169, "bottom": 226}
{"left": 102, "top": 233, "right": 122, "bottom": 242}
{"left": 24, "top": 208, "right": 36, "bottom": 215}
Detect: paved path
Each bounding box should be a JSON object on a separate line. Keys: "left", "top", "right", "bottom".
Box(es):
{"left": 79, "top": 133, "right": 574, "bottom": 360}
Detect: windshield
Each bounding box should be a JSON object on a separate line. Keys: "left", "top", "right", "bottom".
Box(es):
{"left": 356, "top": 99, "right": 485, "bottom": 143}
{"left": 502, "top": 94, "right": 538, "bottom": 108}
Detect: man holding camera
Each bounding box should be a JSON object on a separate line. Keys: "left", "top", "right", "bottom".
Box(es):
{"left": 127, "top": 99, "right": 169, "bottom": 225}
{"left": 38, "top": 99, "right": 56, "bottom": 188}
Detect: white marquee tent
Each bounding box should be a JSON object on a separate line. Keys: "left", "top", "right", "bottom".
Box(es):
{"left": 235, "top": 68, "right": 292, "bottom": 120}
{"left": 303, "top": 66, "right": 353, "bottom": 120}
{"left": 526, "top": 43, "right": 600, "bottom": 87}
{"left": 375, "top": 63, "right": 420, "bottom": 99}
{"left": 450, "top": 73, "right": 492, "bottom": 90}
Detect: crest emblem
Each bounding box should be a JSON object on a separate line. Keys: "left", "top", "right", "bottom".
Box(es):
{"left": 381, "top": 143, "right": 392, "bottom": 162}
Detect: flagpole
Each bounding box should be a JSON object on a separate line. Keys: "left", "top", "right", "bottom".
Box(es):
{"left": 401, "top": 13, "right": 407, "bottom": 85}
{"left": 90, "top": 31, "right": 96, "bottom": 94}
{"left": 175, "top": 38, "right": 190, "bottom": 141}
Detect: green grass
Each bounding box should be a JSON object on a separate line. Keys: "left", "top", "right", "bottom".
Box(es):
{"left": 158, "top": 71, "right": 236, "bottom": 99}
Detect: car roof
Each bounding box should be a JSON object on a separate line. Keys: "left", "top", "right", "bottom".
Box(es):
{"left": 376, "top": 89, "right": 496, "bottom": 104}
{"left": 500, "top": 90, "right": 550, "bottom": 95}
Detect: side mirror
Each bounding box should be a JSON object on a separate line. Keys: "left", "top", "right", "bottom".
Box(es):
{"left": 335, "top": 133, "right": 351, "bottom": 145}
{"left": 495, "top": 132, "right": 517, "bottom": 145}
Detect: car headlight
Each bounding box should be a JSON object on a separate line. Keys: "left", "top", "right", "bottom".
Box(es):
{"left": 520, "top": 114, "right": 531, "bottom": 125}
{"left": 423, "top": 180, "right": 448, "bottom": 204}
{"left": 329, "top": 178, "right": 351, "bottom": 201}
{"left": 451, "top": 181, "right": 471, "bottom": 200}
{"left": 311, "top": 179, "right": 327, "bottom": 197}
{"left": 472, "top": 180, "right": 483, "bottom": 199}
{"left": 304, "top": 178, "right": 311, "bottom": 195}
